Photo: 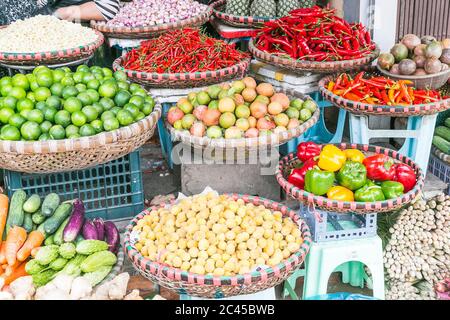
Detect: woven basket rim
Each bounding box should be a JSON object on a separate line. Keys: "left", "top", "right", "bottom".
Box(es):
{"left": 211, "top": 0, "right": 277, "bottom": 25}
{"left": 248, "top": 38, "right": 380, "bottom": 72}
{"left": 0, "top": 30, "right": 104, "bottom": 60}
{"left": 318, "top": 74, "right": 450, "bottom": 115}
{"left": 0, "top": 104, "right": 161, "bottom": 154}
{"left": 123, "top": 193, "right": 312, "bottom": 287}
{"left": 90, "top": 6, "right": 213, "bottom": 35}
{"left": 377, "top": 64, "right": 450, "bottom": 81}
{"left": 276, "top": 143, "right": 425, "bottom": 214}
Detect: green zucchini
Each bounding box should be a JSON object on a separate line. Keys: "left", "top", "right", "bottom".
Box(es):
{"left": 6, "top": 190, "right": 27, "bottom": 233}
{"left": 23, "top": 213, "right": 34, "bottom": 233}
{"left": 23, "top": 194, "right": 41, "bottom": 213}
{"left": 433, "top": 135, "right": 450, "bottom": 154}
{"left": 44, "top": 234, "right": 55, "bottom": 246}
{"left": 435, "top": 126, "right": 450, "bottom": 141}
{"left": 445, "top": 118, "right": 450, "bottom": 129}
{"left": 43, "top": 203, "right": 72, "bottom": 234}
{"left": 41, "top": 193, "right": 60, "bottom": 217}
{"left": 53, "top": 216, "right": 70, "bottom": 245}
{"left": 32, "top": 211, "right": 46, "bottom": 225}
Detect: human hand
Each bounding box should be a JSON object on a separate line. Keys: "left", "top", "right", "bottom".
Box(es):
{"left": 54, "top": 6, "right": 80, "bottom": 22}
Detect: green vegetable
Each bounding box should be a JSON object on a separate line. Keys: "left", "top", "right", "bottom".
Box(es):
{"left": 6, "top": 189, "right": 27, "bottom": 232}
{"left": 354, "top": 181, "right": 386, "bottom": 202}
{"left": 32, "top": 269, "right": 58, "bottom": 287}
{"left": 75, "top": 234, "right": 84, "bottom": 244}
{"left": 35, "top": 245, "right": 59, "bottom": 265}
{"left": 336, "top": 161, "right": 367, "bottom": 191}
{"left": 59, "top": 242, "right": 76, "bottom": 259}
{"left": 435, "top": 126, "right": 450, "bottom": 141}
{"left": 23, "top": 213, "right": 34, "bottom": 233}
{"left": 43, "top": 202, "right": 72, "bottom": 234}
{"left": 32, "top": 211, "right": 46, "bottom": 225}
{"left": 433, "top": 135, "right": 450, "bottom": 154}
{"left": 41, "top": 193, "right": 61, "bottom": 217}
{"left": 50, "top": 257, "right": 68, "bottom": 271}
{"left": 23, "top": 194, "right": 41, "bottom": 213}
{"left": 60, "top": 253, "right": 87, "bottom": 277}
{"left": 53, "top": 216, "right": 70, "bottom": 245}
{"left": 82, "top": 265, "right": 112, "bottom": 286}
{"left": 76, "top": 239, "right": 109, "bottom": 255}
{"left": 444, "top": 117, "right": 450, "bottom": 129}
{"left": 37, "top": 223, "right": 48, "bottom": 238}
{"left": 380, "top": 181, "right": 404, "bottom": 199}
{"left": 80, "top": 250, "right": 117, "bottom": 273}
{"left": 44, "top": 234, "right": 55, "bottom": 246}
{"left": 25, "top": 259, "right": 47, "bottom": 275}
{"left": 304, "top": 169, "right": 335, "bottom": 196}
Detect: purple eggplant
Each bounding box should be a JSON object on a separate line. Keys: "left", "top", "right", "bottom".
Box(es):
{"left": 104, "top": 221, "right": 120, "bottom": 254}
{"left": 82, "top": 219, "right": 99, "bottom": 240}
{"left": 62, "top": 199, "right": 85, "bottom": 242}
{"left": 93, "top": 218, "right": 105, "bottom": 241}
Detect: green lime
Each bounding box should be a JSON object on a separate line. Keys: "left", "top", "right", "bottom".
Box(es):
{"left": 92, "top": 102, "right": 104, "bottom": 115}
{"left": 85, "top": 89, "right": 100, "bottom": 103}
{"left": 26, "top": 92, "right": 36, "bottom": 102}
{"left": 117, "top": 81, "right": 129, "bottom": 91}
{"left": 129, "top": 83, "right": 141, "bottom": 93}
{"left": 3, "top": 96, "right": 17, "bottom": 109}
{"left": 73, "top": 71, "right": 85, "bottom": 84}
{"left": 34, "top": 87, "right": 52, "bottom": 102}
{"left": 87, "top": 79, "right": 100, "bottom": 90}
{"left": 61, "top": 76, "right": 75, "bottom": 87}
{"left": 93, "top": 72, "right": 104, "bottom": 81}
{"left": 50, "top": 83, "right": 64, "bottom": 97}
{"left": 8, "top": 113, "right": 26, "bottom": 128}
{"left": 103, "top": 117, "right": 120, "bottom": 131}
{"left": 64, "top": 97, "right": 82, "bottom": 113}
{"left": 129, "top": 95, "right": 145, "bottom": 109}
{"left": 101, "top": 111, "right": 115, "bottom": 121}
{"left": 0, "top": 108, "right": 15, "bottom": 124}
{"left": 29, "top": 81, "right": 40, "bottom": 92}
{"left": 36, "top": 72, "right": 54, "bottom": 88}
{"left": 0, "top": 76, "right": 12, "bottom": 87}
{"left": 133, "top": 89, "right": 147, "bottom": 98}
{"left": 16, "top": 98, "right": 34, "bottom": 112}
{"left": 0, "top": 84, "right": 13, "bottom": 97}
{"left": 0, "top": 125, "right": 21, "bottom": 141}
{"left": 79, "top": 124, "right": 96, "bottom": 137}
{"left": 135, "top": 112, "right": 145, "bottom": 121}
{"left": 38, "top": 133, "right": 50, "bottom": 141}
{"left": 46, "top": 96, "right": 62, "bottom": 110}
{"left": 44, "top": 107, "right": 57, "bottom": 122}
{"left": 65, "top": 124, "right": 79, "bottom": 136}
{"left": 102, "top": 68, "right": 113, "bottom": 78}
{"left": 75, "top": 83, "right": 87, "bottom": 93}
{"left": 40, "top": 120, "right": 53, "bottom": 133}
{"left": 9, "top": 87, "right": 27, "bottom": 100}
{"left": 62, "top": 67, "right": 71, "bottom": 73}
{"left": 124, "top": 103, "right": 140, "bottom": 118}
{"left": 81, "top": 105, "right": 98, "bottom": 122}
{"left": 110, "top": 106, "right": 121, "bottom": 115}
{"left": 82, "top": 73, "right": 96, "bottom": 84}
{"left": 77, "top": 92, "right": 92, "bottom": 106}
{"left": 54, "top": 110, "right": 71, "bottom": 127}
{"left": 25, "top": 74, "right": 35, "bottom": 83}
{"left": 114, "top": 90, "right": 131, "bottom": 107}
{"left": 0, "top": 97, "right": 3, "bottom": 108}
{"left": 12, "top": 74, "right": 29, "bottom": 90}
{"left": 35, "top": 101, "right": 48, "bottom": 111}
{"left": 21, "top": 121, "right": 41, "bottom": 140}
{"left": 77, "top": 65, "right": 90, "bottom": 73}
{"left": 142, "top": 103, "right": 154, "bottom": 116}
{"left": 52, "top": 69, "right": 65, "bottom": 83}
{"left": 27, "top": 109, "right": 44, "bottom": 124}
{"left": 113, "top": 70, "right": 127, "bottom": 82}
{"left": 91, "top": 119, "right": 103, "bottom": 133}
{"left": 67, "top": 133, "right": 81, "bottom": 139}
{"left": 98, "top": 82, "right": 118, "bottom": 99}
{"left": 19, "top": 110, "right": 30, "bottom": 119}
{"left": 71, "top": 111, "right": 87, "bottom": 127}
{"left": 62, "top": 86, "right": 79, "bottom": 99}
{"left": 90, "top": 66, "right": 102, "bottom": 73}
{"left": 99, "top": 97, "right": 114, "bottom": 110}
{"left": 33, "top": 66, "right": 50, "bottom": 75}
{"left": 116, "top": 109, "right": 134, "bottom": 126}
{"left": 145, "top": 96, "right": 155, "bottom": 107}
{"left": 49, "top": 125, "right": 65, "bottom": 140}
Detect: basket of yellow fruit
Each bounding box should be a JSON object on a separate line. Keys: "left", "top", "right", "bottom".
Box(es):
{"left": 124, "top": 192, "right": 311, "bottom": 298}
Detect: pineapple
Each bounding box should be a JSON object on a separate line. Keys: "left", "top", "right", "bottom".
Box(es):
{"left": 277, "top": 0, "right": 299, "bottom": 17}
{"left": 298, "top": 0, "right": 316, "bottom": 8}
{"left": 225, "top": 0, "right": 251, "bottom": 16}
{"left": 250, "top": 0, "right": 277, "bottom": 17}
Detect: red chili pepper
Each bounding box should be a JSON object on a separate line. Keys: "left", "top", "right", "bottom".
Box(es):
{"left": 392, "top": 164, "right": 416, "bottom": 192}
{"left": 297, "top": 142, "right": 322, "bottom": 162}
{"left": 363, "top": 155, "right": 396, "bottom": 181}
{"left": 288, "top": 158, "right": 318, "bottom": 189}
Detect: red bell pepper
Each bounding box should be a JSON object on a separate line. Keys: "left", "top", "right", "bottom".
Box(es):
{"left": 363, "top": 154, "right": 395, "bottom": 181}
{"left": 288, "top": 158, "right": 318, "bottom": 189}
{"left": 392, "top": 163, "right": 416, "bottom": 192}
{"left": 297, "top": 142, "right": 321, "bottom": 163}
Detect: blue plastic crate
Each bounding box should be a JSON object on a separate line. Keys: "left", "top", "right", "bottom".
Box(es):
{"left": 3, "top": 151, "right": 144, "bottom": 220}
{"left": 428, "top": 153, "right": 450, "bottom": 195}
{"left": 299, "top": 203, "right": 377, "bottom": 243}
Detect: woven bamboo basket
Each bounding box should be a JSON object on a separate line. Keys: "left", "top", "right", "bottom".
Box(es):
{"left": 0, "top": 30, "right": 104, "bottom": 66}
{"left": 166, "top": 88, "right": 320, "bottom": 150}
{"left": 211, "top": 0, "right": 277, "bottom": 29}
{"left": 377, "top": 65, "right": 450, "bottom": 90}
{"left": 0, "top": 105, "right": 161, "bottom": 174}
{"left": 113, "top": 55, "right": 251, "bottom": 89}
{"left": 99, "top": 249, "right": 125, "bottom": 286}
{"left": 319, "top": 74, "right": 450, "bottom": 116}
{"left": 124, "top": 193, "right": 311, "bottom": 298}
{"left": 249, "top": 38, "right": 380, "bottom": 73}
{"left": 90, "top": 6, "right": 213, "bottom": 39}
{"left": 276, "top": 143, "right": 425, "bottom": 214}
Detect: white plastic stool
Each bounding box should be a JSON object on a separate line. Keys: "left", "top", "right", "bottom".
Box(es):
{"left": 180, "top": 288, "right": 276, "bottom": 300}
{"left": 349, "top": 113, "right": 437, "bottom": 177}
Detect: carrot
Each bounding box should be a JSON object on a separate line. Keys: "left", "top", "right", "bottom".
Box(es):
{"left": 0, "top": 261, "right": 27, "bottom": 285}
{"left": 16, "top": 231, "right": 45, "bottom": 262}
{"left": 4, "top": 260, "right": 20, "bottom": 276}
{"left": 30, "top": 247, "right": 41, "bottom": 258}
{"left": 0, "top": 241, "right": 6, "bottom": 265}
{"left": 5, "top": 226, "right": 27, "bottom": 266}
{"left": 0, "top": 194, "right": 8, "bottom": 241}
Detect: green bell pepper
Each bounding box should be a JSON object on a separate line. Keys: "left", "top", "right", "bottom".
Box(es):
{"left": 354, "top": 181, "right": 386, "bottom": 202}
{"left": 336, "top": 161, "right": 367, "bottom": 191}
{"left": 304, "top": 168, "right": 335, "bottom": 196}
{"left": 380, "top": 181, "right": 404, "bottom": 199}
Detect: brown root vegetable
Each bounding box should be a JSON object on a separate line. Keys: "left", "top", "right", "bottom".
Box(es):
{"left": 391, "top": 43, "right": 409, "bottom": 62}
{"left": 425, "top": 41, "right": 443, "bottom": 59}
{"left": 440, "top": 48, "right": 450, "bottom": 65}
{"left": 413, "top": 68, "right": 427, "bottom": 76}
{"left": 398, "top": 59, "right": 417, "bottom": 75}
{"left": 421, "top": 35, "right": 437, "bottom": 45}
{"left": 424, "top": 57, "right": 442, "bottom": 74}
{"left": 390, "top": 64, "right": 400, "bottom": 74}
{"left": 414, "top": 44, "right": 427, "bottom": 56}
{"left": 413, "top": 55, "right": 427, "bottom": 68}
{"left": 401, "top": 34, "right": 421, "bottom": 50}
{"left": 378, "top": 53, "right": 395, "bottom": 70}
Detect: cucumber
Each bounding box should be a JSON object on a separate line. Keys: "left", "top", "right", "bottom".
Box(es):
{"left": 37, "top": 223, "right": 48, "bottom": 238}
{"left": 41, "top": 193, "right": 60, "bottom": 217}
{"left": 6, "top": 190, "right": 27, "bottom": 233}
{"left": 32, "top": 211, "right": 46, "bottom": 225}
{"left": 23, "top": 213, "right": 34, "bottom": 233}
{"left": 44, "top": 234, "right": 55, "bottom": 246}
{"left": 435, "top": 126, "right": 450, "bottom": 141}
{"left": 23, "top": 194, "right": 41, "bottom": 213}
{"left": 433, "top": 135, "right": 450, "bottom": 154}
{"left": 43, "top": 203, "right": 72, "bottom": 235}
{"left": 53, "top": 216, "right": 70, "bottom": 245}
{"left": 445, "top": 118, "right": 450, "bottom": 129}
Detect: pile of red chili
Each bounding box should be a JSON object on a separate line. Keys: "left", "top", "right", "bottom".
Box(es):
{"left": 327, "top": 72, "right": 445, "bottom": 105}
{"left": 122, "top": 28, "right": 250, "bottom": 73}
{"left": 255, "top": 6, "right": 376, "bottom": 62}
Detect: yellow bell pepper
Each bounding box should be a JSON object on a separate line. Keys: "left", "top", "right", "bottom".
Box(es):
{"left": 318, "top": 145, "right": 347, "bottom": 172}
{"left": 327, "top": 186, "right": 354, "bottom": 202}
{"left": 343, "top": 149, "right": 365, "bottom": 163}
